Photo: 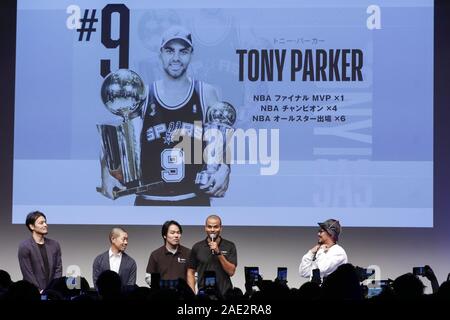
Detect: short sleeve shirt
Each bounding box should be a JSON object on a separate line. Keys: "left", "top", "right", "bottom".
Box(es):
{"left": 188, "top": 237, "right": 237, "bottom": 296}
{"left": 146, "top": 245, "right": 191, "bottom": 281}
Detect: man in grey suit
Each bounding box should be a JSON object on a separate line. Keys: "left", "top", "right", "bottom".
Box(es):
{"left": 18, "top": 211, "right": 62, "bottom": 292}
{"left": 93, "top": 227, "right": 137, "bottom": 289}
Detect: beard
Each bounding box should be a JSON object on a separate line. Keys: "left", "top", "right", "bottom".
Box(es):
{"left": 164, "top": 64, "right": 187, "bottom": 79}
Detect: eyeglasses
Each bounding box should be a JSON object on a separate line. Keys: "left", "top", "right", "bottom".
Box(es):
{"left": 318, "top": 229, "right": 325, "bottom": 234}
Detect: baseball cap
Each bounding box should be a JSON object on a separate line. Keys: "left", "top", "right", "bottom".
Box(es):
{"left": 160, "top": 25, "right": 193, "bottom": 49}
{"left": 318, "top": 219, "right": 341, "bottom": 241}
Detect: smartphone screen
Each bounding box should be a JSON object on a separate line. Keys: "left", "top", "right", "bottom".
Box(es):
{"left": 277, "top": 267, "right": 287, "bottom": 281}
{"left": 413, "top": 267, "right": 425, "bottom": 276}
{"left": 367, "top": 287, "right": 383, "bottom": 298}
{"left": 204, "top": 271, "right": 217, "bottom": 288}
{"left": 159, "top": 279, "right": 178, "bottom": 289}
{"left": 169, "top": 279, "right": 178, "bottom": 288}
{"left": 245, "top": 267, "right": 259, "bottom": 284}
{"left": 250, "top": 269, "right": 259, "bottom": 281}
{"left": 205, "top": 276, "right": 216, "bottom": 287}
{"left": 159, "top": 279, "right": 168, "bottom": 288}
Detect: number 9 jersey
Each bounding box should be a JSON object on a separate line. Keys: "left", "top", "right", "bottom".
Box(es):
{"left": 139, "top": 79, "right": 206, "bottom": 202}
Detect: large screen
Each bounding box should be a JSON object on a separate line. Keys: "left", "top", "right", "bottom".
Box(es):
{"left": 12, "top": 0, "right": 433, "bottom": 226}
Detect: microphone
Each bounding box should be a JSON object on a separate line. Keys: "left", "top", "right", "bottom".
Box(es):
{"left": 210, "top": 233, "right": 216, "bottom": 254}
{"left": 312, "top": 242, "right": 320, "bottom": 261}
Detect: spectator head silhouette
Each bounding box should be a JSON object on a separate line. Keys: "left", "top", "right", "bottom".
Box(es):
{"left": 392, "top": 273, "right": 425, "bottom": 299}
{"left": 96, "top": 270, "right": 122, "bottom": 300}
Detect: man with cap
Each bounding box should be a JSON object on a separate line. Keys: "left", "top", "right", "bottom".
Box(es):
{"left": 299, "top": 218, "right": 347, "bottom": 280}
{"left": 135, "top": 25, "right": 230, "bottom": 206}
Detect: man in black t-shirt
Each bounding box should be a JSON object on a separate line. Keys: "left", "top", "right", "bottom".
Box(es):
{"left": 187, "top": 215, "right": 237, "bottom": 297}
{"left": 145, "top": 220, "right": 190, "bottom": 286}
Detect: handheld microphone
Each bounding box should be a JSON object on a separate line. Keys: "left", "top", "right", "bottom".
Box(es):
{"left": 210, "top": 234, "right": 216, "bottom": 254}
{"left": 312, "top": 242, "right": 320, "bottom": 261}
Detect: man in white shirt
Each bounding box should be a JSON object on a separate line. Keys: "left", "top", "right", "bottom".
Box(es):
{"left": 93, "top": 227, "right": 137, "bottom": 288}
{"left": 299, "top": 219, "right": 347, "bottom": 280}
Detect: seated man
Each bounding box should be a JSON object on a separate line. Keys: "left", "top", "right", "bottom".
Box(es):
{"left": 299, "top": 219, "right": 347, "bottom": 280}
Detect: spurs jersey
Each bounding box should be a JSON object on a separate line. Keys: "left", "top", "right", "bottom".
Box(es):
{"left": 140, "top": 79, "right": 206, "bottom": 200}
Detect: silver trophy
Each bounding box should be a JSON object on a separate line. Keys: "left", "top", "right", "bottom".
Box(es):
{"left": 196, "top": 101, "right": 237, "bottom": 186}
{"left": 96, "top": 69, "right": 147, "bottom": 199}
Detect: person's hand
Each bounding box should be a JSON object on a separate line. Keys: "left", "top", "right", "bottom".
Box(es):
{"left": 208, "top": 240, "right": 220, "bottom": 254}
{"left": 310, "top": 244, "right": 321, "bottom": 254}
{"left": 255, "top": 274, "right": 263, "bottom": 288}
{"left": 100, "top": 156, "right": 125, "bottom": 199}
{"left": 274, "top": 277, "right": 288, "bottom": 287}
{"left": 200, "top": 164, "right": 230, "bottom": 197}
{"left": 424, "top": 265, "right": 437, "bottom": 281}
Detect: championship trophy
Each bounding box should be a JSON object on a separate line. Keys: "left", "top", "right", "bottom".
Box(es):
{"left": 195, "top": 101, "right": 237, "bottom": 187}
{"left": 96, "top": 69, "right": 148, "bottom": 199}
